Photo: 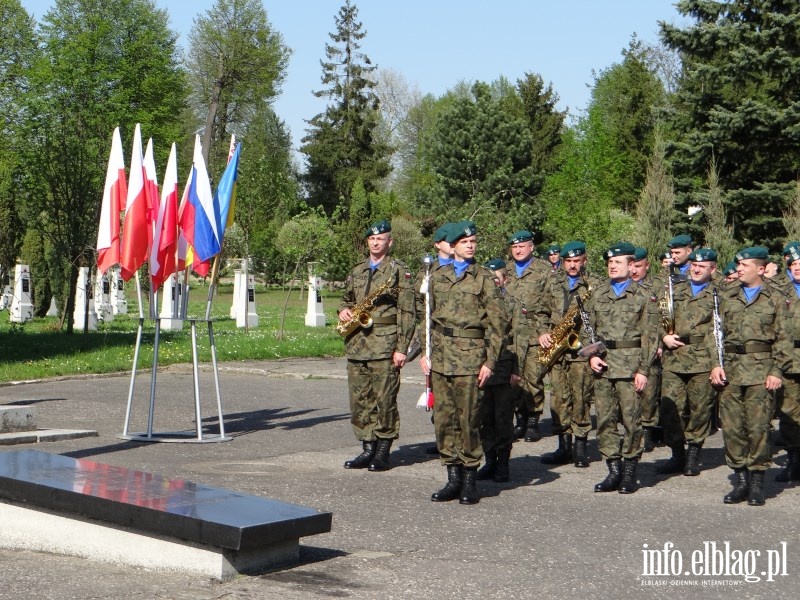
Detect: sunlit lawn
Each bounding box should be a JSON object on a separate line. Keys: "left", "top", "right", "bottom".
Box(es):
{"left": 0, "top": 285, "right": 344, "bottom": 383}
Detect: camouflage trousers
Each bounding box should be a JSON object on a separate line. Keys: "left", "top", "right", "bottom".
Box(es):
{"left": 514, "top": 348, "right": 546, "bottom": 417}
{"left": 548, "top": 360, "right": 593, "bottom": 438}
{"left": 593, "top": 377, "right": 643, "bottom": 461}
{"left": 641, "top": 363, "right": 662, "bottom": 428}
{"left": 432, "top": 372, "right": 483, "bottom": 468}
{"left": 719, "top": 383, "right": 775, "bottom": 471}
{"left": 777, "top": 375, "right": 800, "bottom": 448}
{"left": 660, "top": 370, "right": 715, "bottom": 447}
{"left": 478, "top": 381, "right": 515, "bottom": 453}
{"left": 346, "top": 358, "right": 400, "bottom": 441}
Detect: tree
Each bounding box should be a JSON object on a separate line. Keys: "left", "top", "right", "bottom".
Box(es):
{"left": 702, "top": 156, "right": 738, "bottom": 265}
{"left": 661, "top": 0, "right": 800, "bottom": 249}
{"left": 187, "top": 0, "right": 289, "bottom": 170}
{"left": 301, "top": 0, "right": 391, "bottom": 215}
{"left": 19, "top": 0, "right": 187, "bottom": 332}
{"left": 515, "top": 72, "right": 567, "bottom": 175}
{"left": 631, "top": 130, "right": 678, "bottom": 263}
{"left": 782, "top": 179, "right": 800, "bottom": 243}
{"left": 0, "top": 159, "right": 23, "bottom": 286}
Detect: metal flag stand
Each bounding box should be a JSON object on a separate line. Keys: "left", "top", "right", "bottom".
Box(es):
{"left": 120, "top": 264, "right": 231, "bottom": 444}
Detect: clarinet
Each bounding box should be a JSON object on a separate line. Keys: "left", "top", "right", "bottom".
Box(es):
{"left": 575, "top": 294, "right": 607, "bottom": 358}
{"left": 712, "top": 287, "right": 727, "bottom": 384}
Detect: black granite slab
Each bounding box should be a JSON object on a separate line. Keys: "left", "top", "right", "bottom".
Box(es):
{"left": 0, "top": 450, "right": 332, "bottom": 551}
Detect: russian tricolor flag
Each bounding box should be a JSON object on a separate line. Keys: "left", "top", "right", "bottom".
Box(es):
{"left": 179, "top": 135, "right": 220, "bottom": 264}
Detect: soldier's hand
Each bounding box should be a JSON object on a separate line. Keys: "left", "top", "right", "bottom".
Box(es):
{"left": 538, "top": 333, "right": 552, "bottom": 349}
{"left": 419, "top": 356, "right": 431, "bottom": 375}
{"left": 634, "top": 373, "right": 648, "bottom": 393}
{"left": 589, "top": 356, "right": 607, "bottom": 374}
{"left": 662, "top": 334, "right": 685, "bottom": 350}
{"left": 510, "top": 373, "right": 522, "bottom": 386}
{"left": 710, "top": 367, "right": 728, "bottom": 387}
{"left": 765, "top": 375, "right": 783, "bottom": 391}
{"left": 338, "top": 308, "right": 353, "bottom": 322}
{"left": 477, "top": 365, "right": 493, "bottom": 388}
{"left": 393, "top": 351, "right": 407, "bottom": 369}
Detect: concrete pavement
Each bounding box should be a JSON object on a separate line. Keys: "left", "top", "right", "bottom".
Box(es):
{"left": 0, "top": 357, "right": 798, "bottom": 599}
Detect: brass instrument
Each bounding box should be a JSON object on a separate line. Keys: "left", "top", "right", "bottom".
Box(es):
{"left": 537, "top": 287, "right": 592, "bottom": 368}
{"left": 659, "top": 275, "right": 675, "bottom": 334}
{"left": 336, "top": 279, "right": 398, "bottom": 337}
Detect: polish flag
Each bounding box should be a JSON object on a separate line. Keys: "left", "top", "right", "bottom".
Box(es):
{"left": 120, "top": 124, "right": 150, "bottom": 281}
{"left": 96, "top": 128, "right": 127, "bottom": 274}
{"left": 150, "top": 143, "right": 179, "bottom": 289}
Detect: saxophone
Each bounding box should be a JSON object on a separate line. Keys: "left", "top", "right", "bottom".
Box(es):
{"left": 537, "top": 287, "right": 592, "bottom": 369}
{"left": 336, "top": 279, "right": 399, "bottom": 337}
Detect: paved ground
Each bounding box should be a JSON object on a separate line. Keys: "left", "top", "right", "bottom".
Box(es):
{"left": 0, "top": 357, "right": 798, "bottom": 599}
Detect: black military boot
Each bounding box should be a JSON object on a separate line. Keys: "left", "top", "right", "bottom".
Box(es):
{"left": 476, "top": 449, "right": 497, "bottom": 480}
{"left": 775, "top": 448, "right": 800, "bottom": 482}
{"left": 459, "top": 467, "right": 480, "bottom": 505}
{"left": 594, "top": 459, "right": 622, "bottom": 492}
{"left": 656, "top": 444, "right": 686, "bottom": 475}
{"left": 513, "top": 410, "right": 527, "bottom": 439}
{"left": 642, "top": 427, "right": 656, "bottom": 453}
{"left": 541, "top": 433, "right": 573, "bottom": 465}
{"left": 368, "top": 438, "right": 393, "bottom": 472}
{"left": 683, "top": 443, "right": 702, "bottom": 476}
{"left": 618, "top": 458, "right": 639, "bottom": 494}
{"left": 431, "top": 465, "right": 463, "bottom": 502}
{"left": 573, "top": 437, "right": 590, "bottom": 468}
{"left": 493, "top": 447, "right": 511, "bottom": 482}
{"left": 344, "top": 441, "right": 376, "bottom": 469}
{"left": 747, "top": 470, "right": 766, "bottom": 506}
{"left": 723, "top": 468, "right": 749, "bottom": 504}
{"left": 524, "top": 415, "right": 541, "bottom": 442}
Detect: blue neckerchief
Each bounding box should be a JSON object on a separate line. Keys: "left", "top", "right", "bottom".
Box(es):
{"left": 514, "top": 257, "right": 533, "bottom": 278}
{"left": 369, "top": 259, "right": 381, "bottom": 272}
{"left": 789, "top": 271, "right": 797, "bottom": 283}
{"left": 438, "top": 257, "right": 454, "bottom": 267}
{"left": 552, "top": 261, "right": 561, "bottom": 270}
{"left": 567, "top": 275, "right": 580, "bottom": 290}
{"left": 454, "top": 259, "right": 472, "bottom": 278}
{"left": 742, "top": 285, "right": 761, "bottom": 303}
{"left": 690, "top": 281, "right": 709, "bottom": 297}
{"left": 611, "top": 278, "right": 632, "bottom": 297}
{"left": 679, "top": 262, "right": 690, "bottom": 275}
{"left": 793, "top": 282, "right": 800, "bottom": 299}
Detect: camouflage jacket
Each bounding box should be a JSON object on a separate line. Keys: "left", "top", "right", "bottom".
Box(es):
{"left": 423, "top": 262, "right": 508, "bottom": 376}
{"left": 709, "top": 282, "right": 791, "bottom": 386}
{"left": 538, "top": 269, "right": 603, "bottom": 363}
{"left": 660, "top": 280, "right": 717, "bottom": 374}
{"left": 504, "top": 258, "right": 551, "bottom": 349}
{"left": 584, "top": 279, "right": 656, "bottom": 380}
{"left": 784, "top": 285, "right": 800, "bottom": 375}
{"left": 339, "top": 257, "right": 415, "bottom": 360}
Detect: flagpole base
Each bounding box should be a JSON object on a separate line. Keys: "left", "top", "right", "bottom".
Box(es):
{"left": 119, "top": 432, "right": 232, "bottom": 444}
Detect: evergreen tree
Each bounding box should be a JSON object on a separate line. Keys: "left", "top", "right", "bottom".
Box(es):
{"left": 515, "top": 72, "right": 566, "bottom": 175}
{"left": 701, "top": 156, "right": 738, "bottom": 264}
{"left": 782, "top": 179, "right": 800, "bottom": 243}
{"left": 661, "top": 0, "right": 800, "bottom": 248}
{"left": 301, "top": 0, "right": 391, "bottom": 216}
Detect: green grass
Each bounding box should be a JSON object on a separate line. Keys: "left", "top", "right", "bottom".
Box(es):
{"left": 0, "top": 287, "right": 345, "bottom": 383}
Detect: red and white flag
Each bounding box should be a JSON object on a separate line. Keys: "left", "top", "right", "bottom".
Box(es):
{"left": 150, "top": 143, "right": 179, "bottom": 290}
{"left": 96, "top": 127, "right": 127, "bottom": 274}
{"left": 120, "top": 124, "right": 150, "bottom": 281}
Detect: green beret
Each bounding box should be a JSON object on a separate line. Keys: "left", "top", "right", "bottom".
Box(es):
{"left": 633, "top": 247, "right": 648, "bottom": 261}
{"left": 735, "top": 246, "right": 769, "bottom": 261}
{"left": 446, "top": 220, "right": 477, "bottom": 244}
{"left": 782, "top": 241, "right": 800, "bottom": 256}
{"left": 365, "top": 219, "right": 391, "bottom": 238}
{"left": 508, "top": 230, "right": 534, "bottom": 245}
{"left": 605, "top": 242, "right": 636, "bottom": 259}
{"left": 546, "top": 243, "right": 561, "bottom": 255}
{"left": 722, "top": 261, "right": 737, "bottom": 276}
{"left": 433, "top": 223, "right": 452, "bottom": 243}
{"left": 787, "top": 247, "right": 800, "bottom": 266}
{"left": 688, "top": 247, "right": 717, "bottom": 262}
{"left": 659, "top": 251, "right": 672, "bottom": 261}
{"left": 561, "top": 241, "right": 586, "bottom": 258}
{"left": 485, "top": 258, "right": 506, "bottom": 271}
{"left": 667, "top": 234, "right": 693, "bottom": 248}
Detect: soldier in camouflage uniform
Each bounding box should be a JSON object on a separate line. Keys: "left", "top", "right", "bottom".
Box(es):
{"left": 545, "top": 244, "right": 562, "bottom": 273}
{"left": 667, "top": 234, "right": 694, "bottom": 281}
{"left": 775, "top": 246, "right": 800, "bottom": 483}
{"left": 339, "top": 220, "right": 416, "bottom": 472}
{"left": 538, "top": 241, "right": 600, "bottom": 467}
{"left": 585, "top": 242, "right": 655, "bottom": 495}
{"left": 476, "top": 258, "right": 517, "bottom": 482}
{"left": 629, "top": 247, "right": 665, "bottom": 453}
{"left": 420, "top": 221, "right": 508, "bottom": 504}
{"left": 504, "top": 230, "right": 551, "bottom": 443}
{"left": 710, "top": 246, "right": 791, "bottom": 506}
{"left": 658, "top": 248, "right": 719, "bottom": 477}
